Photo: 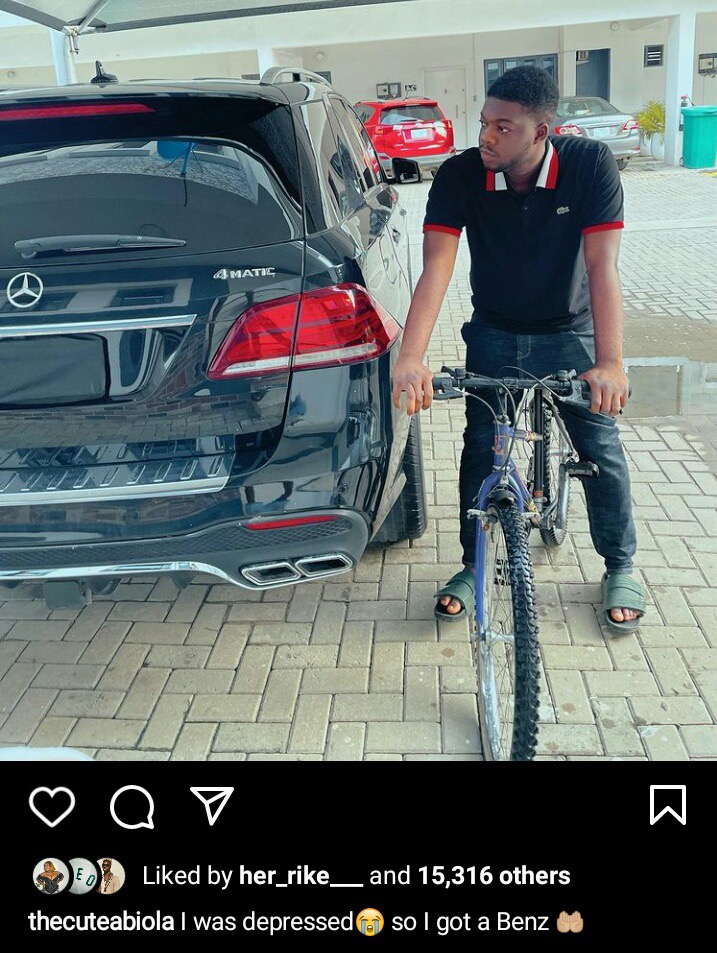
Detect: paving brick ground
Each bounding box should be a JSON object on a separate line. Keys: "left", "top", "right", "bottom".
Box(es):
{"left": 0, "top": 159, "right": 715, "bottom": 761}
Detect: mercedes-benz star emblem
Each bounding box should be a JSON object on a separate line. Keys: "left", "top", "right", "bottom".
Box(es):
{"left": 6, "top": 272, "right": 43, "bottom": 309}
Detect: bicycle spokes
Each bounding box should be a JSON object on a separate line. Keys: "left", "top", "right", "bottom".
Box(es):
{"left": 493, "top": 556, "right": 510, "bottom": 587}
{"left": 479, "top": 516, "right": 517, "bottom": 759}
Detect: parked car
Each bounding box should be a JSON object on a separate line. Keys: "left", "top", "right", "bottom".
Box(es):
{"left": 553, "top": 96, "right": 640, "bottom": 170}
{"left": 355, "top": 97, "right": 456, "bottom": 180}
{"left": 0, "top": 69, "right": 426, "bottom": 609}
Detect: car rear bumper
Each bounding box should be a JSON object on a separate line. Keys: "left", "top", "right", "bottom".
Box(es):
{"left": 379, "top": 150, "right": 456, "bottom": 176}
{"left": 0, "top": 346, "right": 407, "bottom": 592}
{"left": 603, "top": 132, "right": 641, "bottom": 158}
{"left": 0, "top": 508, "right": 368, "bottom": 590}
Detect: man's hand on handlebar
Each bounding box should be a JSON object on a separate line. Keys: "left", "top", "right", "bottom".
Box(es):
{"left": 577, "top": 363, "right": 629, "bottom": 417}
{"left": 392, "top": 354, "right": 434, "bottom": 415}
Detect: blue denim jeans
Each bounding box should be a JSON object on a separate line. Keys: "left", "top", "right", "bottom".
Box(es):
{"left": 459, "top": 321, "right": 637, "bottom": 573}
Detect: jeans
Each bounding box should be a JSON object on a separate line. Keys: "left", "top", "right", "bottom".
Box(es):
{"left": 458, "top": 321, "right": 637, "bottom": 573}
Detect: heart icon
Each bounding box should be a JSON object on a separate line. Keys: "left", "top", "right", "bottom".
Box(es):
{"left": 29, "top": 787, "right": 76, "bottom": 828}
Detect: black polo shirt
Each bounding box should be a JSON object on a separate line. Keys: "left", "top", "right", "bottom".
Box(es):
{"left": 423, "top": 136, "right": 624, "bottom": 333}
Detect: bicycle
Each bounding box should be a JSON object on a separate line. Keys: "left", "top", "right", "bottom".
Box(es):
{"left": 432, "top": 367, "right": 597, "bottom": 761}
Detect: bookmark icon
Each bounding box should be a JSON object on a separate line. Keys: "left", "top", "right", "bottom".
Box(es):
{"left": 649, "top": 784, "right": 686, "bottom": 825}
{"left": 190, "top": 787, "right": 234, "bottom": 826}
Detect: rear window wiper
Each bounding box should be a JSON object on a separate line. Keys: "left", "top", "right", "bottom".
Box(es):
{"left": 16, "top": 234, "right": 186, "bottom": 259}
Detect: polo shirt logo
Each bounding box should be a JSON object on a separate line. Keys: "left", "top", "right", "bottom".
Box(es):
{"left": 557, "top": 206, "right": 570, "bottom": 214}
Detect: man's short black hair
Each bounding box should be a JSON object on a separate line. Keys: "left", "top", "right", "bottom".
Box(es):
{"left": 486, "top": 66, "right": 559, "bottom": 123}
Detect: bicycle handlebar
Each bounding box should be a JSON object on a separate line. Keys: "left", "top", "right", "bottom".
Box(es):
{"left": 432, "top": 367, "right": 592, "bottom": 403}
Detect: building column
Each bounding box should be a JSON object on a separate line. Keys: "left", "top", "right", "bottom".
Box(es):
{"left": 664, "top": 11, "right": 697, "bottom": 167}
{"left": 256, "top": 46, "right": 277, "bottom": 78}
{"left": 49, "top": 28, "right": 76, "bottom": 84}
{"left": 256, "top": 46, "right": 303, "bottom": 79}
{"left": 558, "top": 28, "right": 576, "bottom": 97}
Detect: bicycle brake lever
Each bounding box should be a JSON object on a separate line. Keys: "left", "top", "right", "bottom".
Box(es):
{"left": 432, "top": 373, "right": 463, "bottom": 400}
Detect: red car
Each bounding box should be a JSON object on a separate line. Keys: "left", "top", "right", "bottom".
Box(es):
{"left": 354, "top": 97, "right": 456, "bottom": 180}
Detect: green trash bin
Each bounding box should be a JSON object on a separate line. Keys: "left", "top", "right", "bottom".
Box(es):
{"left": 682, "top": 106, "right": 717, "bottom": 169}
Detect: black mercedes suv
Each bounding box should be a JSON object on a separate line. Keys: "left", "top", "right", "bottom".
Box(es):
{"left": 0, "top": 68, "right": 426, "bottom": 608}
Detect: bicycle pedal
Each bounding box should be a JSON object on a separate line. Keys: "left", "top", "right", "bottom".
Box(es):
{"left": 564, "top": 461, "right": 599, "bottom": 479}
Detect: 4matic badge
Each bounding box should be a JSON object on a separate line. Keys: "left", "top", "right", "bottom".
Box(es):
{"left": 213, "top": 267, "right": 276, "bottom": 279}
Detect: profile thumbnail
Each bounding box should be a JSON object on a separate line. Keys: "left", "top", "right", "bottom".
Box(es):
{"left": 96, "top": 858, "right": 126, "bottom": 895}
{"left": 33, "top": 858, "right": 69, "bottom": 895}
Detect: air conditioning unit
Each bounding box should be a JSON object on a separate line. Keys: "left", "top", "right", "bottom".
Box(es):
{"left": 576, "top": 51, "right": 589, "bottom": 63}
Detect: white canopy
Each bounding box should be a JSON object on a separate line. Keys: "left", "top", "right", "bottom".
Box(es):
{"left": 0, "top": 0, "right": 394, "bottom": 33}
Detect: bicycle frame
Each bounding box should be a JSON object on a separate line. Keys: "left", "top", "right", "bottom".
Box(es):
{"left": 471, "top": 387, "right": 575, "bottom": 630}
{"left": 473, "top": 420, "right": 533, "bottom": 630}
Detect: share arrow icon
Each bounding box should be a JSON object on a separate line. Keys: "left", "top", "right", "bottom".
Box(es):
{"left": 190, "top": 787, "right": 234, "bottom": 827}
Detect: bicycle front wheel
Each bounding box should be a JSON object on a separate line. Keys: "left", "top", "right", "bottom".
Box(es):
{"left": 474, "top": 500, "right": 540, "bottom": 761}
{"left": 539, "top": 406, "right": 570, "bottom": 547}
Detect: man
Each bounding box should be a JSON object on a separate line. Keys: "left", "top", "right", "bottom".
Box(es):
{"left": 391, "top": 66, "right": 645, "bottom": 635}
{"left": 98, "top": 858, "right": 122, "bottom": 894}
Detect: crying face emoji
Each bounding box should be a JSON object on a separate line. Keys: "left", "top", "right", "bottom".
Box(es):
{"left": 356, "top": 908, "right": 384, "bottom": 936}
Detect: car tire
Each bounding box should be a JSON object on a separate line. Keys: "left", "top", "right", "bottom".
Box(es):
{"left": 616, "top": 158, "right": 629, "bottom": 171}
{"left": 372, "top": 413, "right": 428, "bottom": 544}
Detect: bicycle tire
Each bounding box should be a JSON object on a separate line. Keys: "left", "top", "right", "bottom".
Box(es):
{"left": 474, "top": 499, "right": 540, "bottom": 761}
{"left": 539, "top": 406, "right": 570, "bottom": 547}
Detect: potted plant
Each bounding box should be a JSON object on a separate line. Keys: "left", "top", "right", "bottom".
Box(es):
{"left": 634, "top": 100, "right": 665, "bottom": 159}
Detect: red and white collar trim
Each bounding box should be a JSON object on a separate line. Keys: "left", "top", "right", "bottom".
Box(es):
{"left": 486, "top": 140, "right": 559, "bottom": 191}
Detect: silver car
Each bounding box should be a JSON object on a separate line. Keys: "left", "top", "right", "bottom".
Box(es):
{"left": 553, "top": 97, "right": 641, "bottom": 170}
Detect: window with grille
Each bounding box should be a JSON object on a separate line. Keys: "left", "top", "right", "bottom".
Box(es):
{"left": 644, "top": 45, "right": 664, "bottom": 67}
{"left": 484, "top": 54, "right": 558, "bottom": 93}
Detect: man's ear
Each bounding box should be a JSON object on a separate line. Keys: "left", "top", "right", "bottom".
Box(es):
{"left": 534, "top": 121, "right": 549, "bottom": 144}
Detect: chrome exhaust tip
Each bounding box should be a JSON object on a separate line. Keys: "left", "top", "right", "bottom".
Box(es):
{"left": 240, "top": 561, "right": 302, "bottom": 587}
{"left": 295, "top": 553, "right": 353, "bottom": 578}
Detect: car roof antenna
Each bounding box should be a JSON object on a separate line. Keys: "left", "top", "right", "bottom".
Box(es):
{"left": 90, "top": 60, "right": 118, "bottom": 85}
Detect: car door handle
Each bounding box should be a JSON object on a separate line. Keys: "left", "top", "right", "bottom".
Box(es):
{"left": 391, "top": 227, "right": 402, "bottom": 242}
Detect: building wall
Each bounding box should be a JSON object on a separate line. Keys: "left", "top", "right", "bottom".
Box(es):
{"left": 74, "top": 50, "right": 260, "bottom": 83}
{"left": 1, "top": 12, "right": 714, "bottom": 121}
{"left": 1, "top": 49, "right": 260, "bottom": 88}
{"left": 695, "top": 12, "right": 717, "bottom": 106}
{"left": 294, "top": 14, "right": 717, "bottom": 144}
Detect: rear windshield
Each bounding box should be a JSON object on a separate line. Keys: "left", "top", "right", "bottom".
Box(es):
{"left": 0, "top": 95, "right": 303, "bottom": 263}
{"left": 556, "top": 98, "right": 620, "bottom": 118}
{"left": 380, "top": 105, "right": 443, "bottom": 124}
{"left": 354, "top": 105, "right": 375, "bottom": 124}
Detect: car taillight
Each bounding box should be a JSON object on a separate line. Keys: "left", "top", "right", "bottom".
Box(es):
{"left": 554, "top": 124, "right": 582, "bottom": 136}
{"left": 294, "top": 284, "right": 401, "bottom": 369}
{"left": 375, "top": 125, "right": 389, "bottom": 135}
{"left": 622, "top": 119, "right": 639, "bottom": 132}
{"left": 207, "top": 284, "right": 401, "bottom": 380}
{"left": 207, "top": 295, "right": 299, "bottom": 379}
{"left": 0, "top": 103, "right": 155, "bottom": 121}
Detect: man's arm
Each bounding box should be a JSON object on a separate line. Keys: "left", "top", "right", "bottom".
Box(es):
{"left": 392, "top": 230, "right": 460, "bottom": 415}
{"left": 580, "top": 228, "right": 629, "bottom": 417}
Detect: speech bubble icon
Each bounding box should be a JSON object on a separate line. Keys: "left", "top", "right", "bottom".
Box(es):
{"left": 110, "top": 785, "right": 155, "bottom": 830}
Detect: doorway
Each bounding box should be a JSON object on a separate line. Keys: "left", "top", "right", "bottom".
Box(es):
{"left": 423, "top": 66, "right": 467, "bottom": 150}
{"left": 575, "top": 49, "right": 610, "bottom": 101}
